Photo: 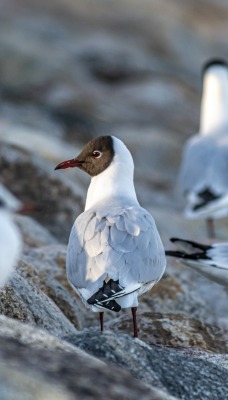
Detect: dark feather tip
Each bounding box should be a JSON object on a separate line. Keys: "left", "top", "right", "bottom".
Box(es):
{"left": 202, "top": 58, "right": 228, "bottom": 74}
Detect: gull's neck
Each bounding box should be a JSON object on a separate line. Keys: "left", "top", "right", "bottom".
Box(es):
{"left": 85, "top": 137, "right": 139, "bottom": 210}
{"left": 200, "top": 66, "right": 228, "bottom": 135}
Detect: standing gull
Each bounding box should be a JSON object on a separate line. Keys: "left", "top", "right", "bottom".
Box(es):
{"left": 0, "top": 184, "right": 23, "bottom": 287}
{"left": 166, "top": 238, "right": 228, "bottom": 288}
{"left": 178, "top": 59, "right": 228, "bottom": 238}
{"left": 55, "top": 136, "right": 166, "bottom": 337}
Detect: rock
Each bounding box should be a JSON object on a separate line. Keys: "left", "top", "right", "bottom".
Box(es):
{"left": 0, "top": 102, "right": 64, "bottom": 138}
{"left": 138, "top": 271, "right": 226, "bottom": 327}
{"left": 65, "top": 331, "right": 228, "bottom": 400}
{"left": 0, "top": 120, "right": 82, "bottom": 164}
{"left": 0, "top": 363, "right": 74, "bottom": 400}
{"left": 0, "top": 142, "right": 84, "bottom": 242}
{"left": 19, "top": 245, "right": 88, "bottom": 330}
{"left": 176, "top": 348, "right": 228, "bottom": 372}
{"left": 0, "top": 335, "right": 163, "bottom": 400}
{"left": 0, "top": 315, "right": 85, "bottom": 354}
{"left": 1, "top": 0, "right": 226, "bottom": 133}
{"left": 15, "top": 215, "right": 57, "bottom": 248}
{"left": 106, "top": 312, "right": 228, "bottom": 353}
{"left": 164, "top": 259, "right": 228, "bottom": 329}
{"left": 0, "top": 272, "right": 76, "bottom": 337}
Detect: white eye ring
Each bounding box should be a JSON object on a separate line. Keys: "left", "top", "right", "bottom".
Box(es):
{"left": 92, "top": 150, "right": 102, "bottom": 158}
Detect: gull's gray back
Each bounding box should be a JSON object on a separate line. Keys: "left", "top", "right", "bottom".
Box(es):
{"left": 178, "top": 132, "right": 228, "bottom": 195}
{"left": 66, "top": 205, "right": 166, "bottom": 296}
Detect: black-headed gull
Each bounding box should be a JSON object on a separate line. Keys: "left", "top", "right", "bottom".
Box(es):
{"left": 0, "top": 184, "right": 23, "bottom": 287}
{"left": 178, "top": 59, "right": 228, "bottom": 238}
{"left": 166, "top": 238, "right": 228, "bottom": 287}
{"left": 55, "top": 136, "right": 166, "bottom": 337}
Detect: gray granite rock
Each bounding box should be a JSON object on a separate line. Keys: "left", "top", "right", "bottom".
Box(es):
{"left": 106, "top": 312, "right": 228, "bottom": 353}
{"left": 19, "top": 245, "right": 88, "bottom": 330}
{"left": 15, "top": 215, "right": 57, "bottom": 248}
{"left": 0, "top": 315, "right": 81, "bottom": 354}
{"left": 0, "top": 272, "right": 76, "bottom": 337}
{"left": 65, "top": 331, "right": 228, "bottom": 400}
{"left": 0, "top": 335, "right": 166, "bottom": 400}
{"left": 0, "top": 363, "right": 74, "bottom": 400}
{"left": 1, "top": 0, "right": 227, "bottom": 134}
{"left": 139, "top": 269, "right": 228, "bottom": 329}
{"left": 0, "top": 315, "right": 112, "bottom": 370}
{"left": 0, "top": 143, "right": 84, "bottom": 242}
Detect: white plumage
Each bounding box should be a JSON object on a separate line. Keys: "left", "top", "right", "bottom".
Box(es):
{"left": 67, "top": 204, "right": 165, "bottom": 311}
{"left": 0, "top": 184, "right": 22, "bottom": 287}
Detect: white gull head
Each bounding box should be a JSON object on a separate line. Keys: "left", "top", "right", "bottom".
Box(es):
{"left": 200, "top": 59, "right": 228, "bottom": 135}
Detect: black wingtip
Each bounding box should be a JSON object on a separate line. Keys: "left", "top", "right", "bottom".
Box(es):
{"left": 169, "top": 237, "right": 212, "bottom": 252}
{"left": 87, "top": 279, "right": 123, "bottom": 312}
{"left": 104, "top": 300, "right": 121, "bottom": 312}
{"left": 165, "top": 250, "right": 177, "bottom": 256}
{"left": 169, "top": 237, "right": 180, "bottom": 243}
{"left": 87, "top": 298, "right": 121, "bottom": 312}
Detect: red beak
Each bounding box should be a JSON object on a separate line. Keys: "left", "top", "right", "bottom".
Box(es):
{"left": 55, "top": 159, "right": 82, "bottom": 170}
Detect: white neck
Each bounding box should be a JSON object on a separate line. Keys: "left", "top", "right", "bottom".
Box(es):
{"left": 200, "top": 66, "right": 228, "bottom": 135}
{"left": 85, "top": 136, "right": 139, "bottom": 211}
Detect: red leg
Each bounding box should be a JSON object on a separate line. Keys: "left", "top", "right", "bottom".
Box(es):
{"left": 131, "top": 307, "right": 138, "bottom": 338}
{"left": 99, "top": 312, "right": 104, "bottom": 332}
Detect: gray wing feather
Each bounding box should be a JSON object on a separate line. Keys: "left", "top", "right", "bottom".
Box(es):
{"left": 110, "top": 224, "right": 127, "bottom": 244}
{"left": 124, "top": 216, "right": 141, "bottom": 236}
{"left": 66, "top": 206, "right": 166, "bottom": 295}
{"left": 95, "top": 218, "right": 106, "bottom": 232}
{"left": 115, "top": 216, "right": 126, "bottom": 231}
{"left": 84, "top": 216, "right": 97, "bottom": 241}
{"left": 67, "top": 227, "right": 87, "bottom": 288}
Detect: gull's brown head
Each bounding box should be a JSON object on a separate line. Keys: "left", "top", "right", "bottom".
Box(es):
{"left": 55, "top": 136, "right": 114, "bottom": 177}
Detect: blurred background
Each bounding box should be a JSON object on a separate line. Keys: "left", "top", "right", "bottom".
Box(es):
{"left": 1, "top": 0, "right": 228, "bottom": 243}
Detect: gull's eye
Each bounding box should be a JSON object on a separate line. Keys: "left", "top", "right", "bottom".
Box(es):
{"left": 92, "top": 150, "right": 102, "bottom": 158}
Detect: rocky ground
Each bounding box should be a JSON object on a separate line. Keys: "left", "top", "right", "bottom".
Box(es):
{"left": 0, "top": 0, "right": 228, "bottom": 399}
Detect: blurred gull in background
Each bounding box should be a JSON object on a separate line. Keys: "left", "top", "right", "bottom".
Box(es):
{"left": 178, "top": 59, "right": 228, "bottom": 238}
